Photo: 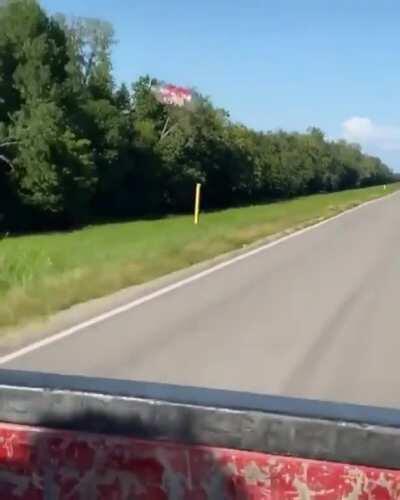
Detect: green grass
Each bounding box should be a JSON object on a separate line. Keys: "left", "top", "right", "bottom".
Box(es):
{"left": 0, "top": 184, "right": 398, "bottom": 330}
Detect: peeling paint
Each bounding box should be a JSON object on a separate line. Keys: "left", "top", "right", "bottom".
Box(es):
{"left": 293, "top": 477, "right": 313, "bottom": 500}
{"left": 243, "top": 460, "right": 268, "bottom": 486}
{"left": 0, "top": 422, "right": 399, "bottom": 499}
{"left": 343, "top": 470, "right": 364, "bottom": 500}
{"left": 224, "top": 461, "right": 238, "bottom": 476}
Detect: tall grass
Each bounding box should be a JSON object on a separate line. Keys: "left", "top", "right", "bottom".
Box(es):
{"left": 0, "top": 184, "right": 398, "bottom": 330}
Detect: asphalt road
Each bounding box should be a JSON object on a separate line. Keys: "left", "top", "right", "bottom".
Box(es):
{"left": 5, "top": 193, "right": 400, "bottom": 408}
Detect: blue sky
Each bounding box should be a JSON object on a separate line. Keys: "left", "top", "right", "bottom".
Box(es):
{"left": 41, "top": 0, "right": 400, "bottom": 170}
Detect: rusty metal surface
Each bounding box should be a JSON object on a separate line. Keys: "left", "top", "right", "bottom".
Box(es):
{"left": 0, "top": 370, "right": 400, "bottom": 470}
{"left": 0, "top": 422, "right": 399, "bottom": 499}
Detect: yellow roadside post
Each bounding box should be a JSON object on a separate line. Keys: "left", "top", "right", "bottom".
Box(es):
{"left": 194, "top": 183, "right": 201, "bottom": 225}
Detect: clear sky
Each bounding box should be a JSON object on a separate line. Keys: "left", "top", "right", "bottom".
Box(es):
{"left": 41, "top": 0, "right": 400, "bottom": 170}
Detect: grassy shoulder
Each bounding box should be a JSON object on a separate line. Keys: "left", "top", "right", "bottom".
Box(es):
{"left": 1, "top": 183, "right": 399, "bottom": 330}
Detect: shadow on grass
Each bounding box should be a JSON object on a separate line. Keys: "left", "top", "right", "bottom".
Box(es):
{"left": 1, "top": 182, "right": 395, "bottom": 239}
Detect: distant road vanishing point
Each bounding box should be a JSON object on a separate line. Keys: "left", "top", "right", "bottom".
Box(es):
{"left": 5, "top": 193, "right": 400, "bottom": 409}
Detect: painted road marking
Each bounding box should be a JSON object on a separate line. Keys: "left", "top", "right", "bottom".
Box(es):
{"left": 0, "top": 192, "right": 398, "bottom": 365}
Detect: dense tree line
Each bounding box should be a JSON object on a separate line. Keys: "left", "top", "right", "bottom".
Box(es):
{"left": 0, "top": 0, "right": 394, "bottom": 231}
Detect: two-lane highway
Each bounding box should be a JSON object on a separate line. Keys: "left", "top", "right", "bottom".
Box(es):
{"left": 4, "top": 193, "right": 400, "bottom": 408}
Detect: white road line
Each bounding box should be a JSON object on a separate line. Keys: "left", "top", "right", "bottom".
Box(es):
{"left": 0, "top": 192, "right": 397, "bottom": 365}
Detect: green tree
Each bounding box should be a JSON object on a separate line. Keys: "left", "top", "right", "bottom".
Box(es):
{"left": 114, "top": 82, "right": 130, "bottom": 111}
{"left": 0, "top": 1, "right": 394, "bottom": 232}
{"left": 11, "top": 101, "right": 94, "bottom": 223}
{"left": 0, "top": 0, "right": 96, "bottom": 226}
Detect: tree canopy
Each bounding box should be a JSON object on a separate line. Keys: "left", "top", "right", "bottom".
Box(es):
{"left": 0, "top": 0, "right": 394, "bottom": 231}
